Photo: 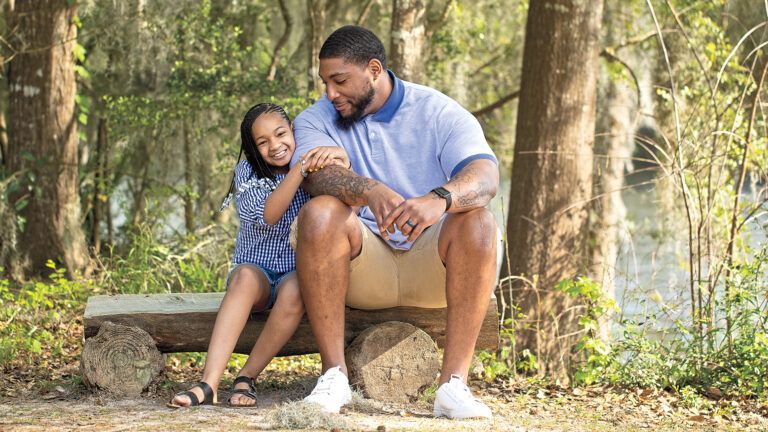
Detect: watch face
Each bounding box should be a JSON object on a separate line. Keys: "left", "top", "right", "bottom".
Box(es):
{"left": 433, "top": 187, "right": 450, "bottom": 197}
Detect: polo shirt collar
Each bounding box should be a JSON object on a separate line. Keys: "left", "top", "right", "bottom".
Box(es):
{"left": 371, "top": 69, "right": 404, "bottom": 123}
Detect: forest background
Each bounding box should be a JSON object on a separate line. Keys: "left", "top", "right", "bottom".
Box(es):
{"left": 1, "top": 0, "right": 767, "bottom": 430}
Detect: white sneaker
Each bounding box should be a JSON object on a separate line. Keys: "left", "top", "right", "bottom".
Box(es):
{"left": 303, "top": 366, "right": 352, "bottom": 413}
{"left": 433, "top": 375, "right": 493, "bottom": 419}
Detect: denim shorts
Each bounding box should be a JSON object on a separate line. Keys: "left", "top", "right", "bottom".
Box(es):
{"left": 225, "top": 263, "right": 293, "bottom": 312}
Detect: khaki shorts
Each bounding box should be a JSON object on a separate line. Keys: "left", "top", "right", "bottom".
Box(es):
{"left": 291, "top": 217, "right": 447, "bottom": 310}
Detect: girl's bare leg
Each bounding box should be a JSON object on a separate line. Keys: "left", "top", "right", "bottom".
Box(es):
{"left": 229, "top": 273, "right": 304, "bottom": 406}
{"left": 170, "top": 266, "right": 269, "bottom": 407}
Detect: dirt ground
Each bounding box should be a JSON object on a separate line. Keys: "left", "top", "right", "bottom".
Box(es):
{"left": 2, "top": 373, "right": 767, "bottom": 432}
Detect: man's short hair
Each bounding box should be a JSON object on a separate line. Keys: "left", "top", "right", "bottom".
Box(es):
{"left": 320, "top": 25, "right": 387, "bottom": 70}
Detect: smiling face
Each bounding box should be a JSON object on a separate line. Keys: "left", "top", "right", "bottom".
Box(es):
{"left": 319, "top": 57, "right": 378, "bottom": 128}
{"left": 250, "top": 112, "right": 294, "bottom": 172}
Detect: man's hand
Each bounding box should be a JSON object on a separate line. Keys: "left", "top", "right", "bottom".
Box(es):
{"left": 382, "top": 192, "right": 447, "bottom": 242}
{"left": 365, "top": 184, "right": 404, "bottom": 240}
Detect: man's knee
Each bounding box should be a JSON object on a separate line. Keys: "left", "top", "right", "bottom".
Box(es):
{"left": 297, "top": 196, "right": 350, "bottom": 238}
{"left": 441, "top": 208, "right": 497, "bottom": 255}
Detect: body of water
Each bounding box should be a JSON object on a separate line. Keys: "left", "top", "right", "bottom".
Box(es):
{"left": 491, "top": 167, "right": 767, "bottom": 332}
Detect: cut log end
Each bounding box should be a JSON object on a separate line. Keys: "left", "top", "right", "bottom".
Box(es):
{"left": 346, "top": 321, "right": 440, "bottom": 403}
{"left": 81, "top": 321, "right": 165, "bottom": 396}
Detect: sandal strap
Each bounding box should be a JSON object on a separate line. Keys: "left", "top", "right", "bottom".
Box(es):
{"left": 233, "top": 375, "right": 257, "bottom": 391}
{"left": 228, "top": 388, "right": 258, "bottom": 404}
{"left": 177, "top": 390, "right": 200, "bottom": 406}
{"left": 197, "top": 381, "right": 214, "bottom": 404}
{"left": 174, "top": 381, "right": 214, "bottom": 406}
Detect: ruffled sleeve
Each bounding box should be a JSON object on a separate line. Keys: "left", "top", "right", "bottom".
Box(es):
{"left": 233, "top": 161, "right": 276, "bottom": 227}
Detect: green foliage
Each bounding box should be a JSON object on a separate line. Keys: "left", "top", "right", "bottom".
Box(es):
{"left": 0, "top": 262, "right": 92, "bottom": 369}
{"left": 581, "top": 245, "right": 768, "bottom": 399}
{"left": 102, "top": 223, "right": 229, "bottom": 294}
{"left": 555, "top": 277, "right": 618, "bottom": 385}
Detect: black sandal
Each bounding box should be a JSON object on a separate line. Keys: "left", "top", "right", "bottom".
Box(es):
{"left": 227, "top": 376, "right": 258, "bottom": 407}
{"left": 167, "top": 381, "right": 215, "bottom": 408}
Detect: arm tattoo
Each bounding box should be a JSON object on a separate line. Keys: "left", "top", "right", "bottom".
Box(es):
{"left": 447, "top": 161, "right": 498, "bottom": 211}
{"left": 303, "top": 165, "right": 379, "bottom": 206}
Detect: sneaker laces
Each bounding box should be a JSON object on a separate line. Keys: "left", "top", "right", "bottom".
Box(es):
{"left": 309, "top": 371, "right": 338, "bottom": 396}
{"left": 450, "top": 375, "right": 483, "bottom": 403}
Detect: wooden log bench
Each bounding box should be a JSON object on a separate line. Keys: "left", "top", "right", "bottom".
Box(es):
{"left": 82, "top": 292, "right": 499, "bottom": 402}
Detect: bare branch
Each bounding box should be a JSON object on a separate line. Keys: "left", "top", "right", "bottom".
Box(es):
{"left": 266, "top": 0, "right": 293, "bottom": 81}
{"left": 599, "top": 49, "right": 641, "bottom": 111}
{"left": 471, "top": 90, "right": 520, "bottom": 117}
{"left": 356, "top": 0, "right": 376, "bottom": 26}
{"left": 426, "top": 0, "right": 454, "bottom": 40}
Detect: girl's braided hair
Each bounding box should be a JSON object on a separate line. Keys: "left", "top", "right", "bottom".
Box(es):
{"left": 220, "top": 103, "right": 291, "bottom": 211}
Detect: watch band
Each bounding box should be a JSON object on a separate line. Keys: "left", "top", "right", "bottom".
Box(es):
{"left": 431, "top": 187, "right": 452, "bottom": 211}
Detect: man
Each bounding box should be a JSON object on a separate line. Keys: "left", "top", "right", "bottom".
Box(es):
{"left": 290, "top": 25, "right": 499, "bottom": 419}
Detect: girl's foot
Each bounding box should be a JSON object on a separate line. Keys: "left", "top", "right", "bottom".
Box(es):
{"left": 227, "top": 376, "right": 258, "bottom": 407}
{"left": 168, "top": 382, "right": 216, "bottom": 408}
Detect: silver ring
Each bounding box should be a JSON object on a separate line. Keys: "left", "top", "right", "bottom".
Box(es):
{"left": 405, "top": 219, "right": 416, "bottom": 228}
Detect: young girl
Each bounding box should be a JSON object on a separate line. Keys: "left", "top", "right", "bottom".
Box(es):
{"left": 169, "top": 103, "right": 349, "bottom": 408}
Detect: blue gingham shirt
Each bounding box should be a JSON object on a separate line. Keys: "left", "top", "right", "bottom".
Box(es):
{"left": 231, "top": 160, "right": 310, "bottom": 272}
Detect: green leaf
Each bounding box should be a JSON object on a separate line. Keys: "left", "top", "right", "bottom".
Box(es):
{"left": 73, "top": 43, "right": 86, "bottom": 63}
{"left": 75, "top": 65, "right": 90, "bottom": 79}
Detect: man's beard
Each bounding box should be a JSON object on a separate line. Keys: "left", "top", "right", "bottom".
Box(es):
{"left": 335, "top": 84, "right": 375, "bottom": 130}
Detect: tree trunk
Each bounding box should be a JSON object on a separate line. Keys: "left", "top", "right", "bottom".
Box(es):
{"left": 182, "top": 119, "right": 194, "bottom": 234}
{"left": 306, "top": 0, "right": 326, "bottom": 96}
{"left": 7, "top": 0, "right": 89, "bottom": 277}
{"left": 0, "top": 110, "right": 7, "bottom": 167}
{"left": 590, "top": 78, "right": 633, "bottom": 339}
{"left": 389, "top": 0, "right": 427, "bottom": 83}
{"left": 92, "top": 117, "right": 108, "bottom": 253}
{"left": 503, "top": 0, "right": 603, "bottom": 377}
{"left": 589, "top": 1, "right": 636, "bottom": 340}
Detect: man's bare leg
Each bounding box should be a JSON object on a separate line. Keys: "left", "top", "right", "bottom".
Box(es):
{"left": 437, "top": 208, "right": 498, "bottom": 384}
{"left": 295, "top": 196, "right": 363, "bottom": 375}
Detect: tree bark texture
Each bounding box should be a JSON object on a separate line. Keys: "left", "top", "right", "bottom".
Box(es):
{"left": 7, "top": 0, "right": 89, "bottom": 277}
{"left": 306, "top": 0, "right": 326, "bottom": 96}
{"left": 389, "top": 0, "right": 427, "bottom": 83}
{"left": 504, "top": 0, "right": 603, "bottom": 376}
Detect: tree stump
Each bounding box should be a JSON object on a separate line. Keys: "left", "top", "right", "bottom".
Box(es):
{"left": 345, "top": 321, "right": 440, "bottom": 403}
{"left": 81, "top": 321, "right": 165, "bottom": 396}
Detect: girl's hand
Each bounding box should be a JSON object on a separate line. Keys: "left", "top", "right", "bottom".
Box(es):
{"left": 301, "top": 146, "right": 350, "bottom": 173}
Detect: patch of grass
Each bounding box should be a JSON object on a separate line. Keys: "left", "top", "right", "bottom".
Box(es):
{"left": 419, "top": 382, "right": 438, "bottom": 405}
{"left": 347, "top": 390, "right": 384, "bottom": 414}
{"left": 267, "top": 400, "right": 351, "bottom": 430}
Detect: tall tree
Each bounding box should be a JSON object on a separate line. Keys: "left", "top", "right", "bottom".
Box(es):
{"left": 7, "top": 0, "right": 89, "bottom": 277}
{"left": 503, "top": 0, "right": 603, "bottom": 375}
{"left": 389, "top": 0, "right": 427, "bottom": 82}
{"left": 589, "top": 0, "right": 640, "bottom": 339}
{"left": 306, "top": 0, "right": 327, "bottom": 96}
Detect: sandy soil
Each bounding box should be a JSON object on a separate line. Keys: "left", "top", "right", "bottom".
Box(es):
{"left": 2, "top": 379, "right": 766, "bottom": 431}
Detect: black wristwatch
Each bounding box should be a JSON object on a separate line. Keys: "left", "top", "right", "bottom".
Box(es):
{"left": 431, "top": 187, "right": 452, "bottom": 211}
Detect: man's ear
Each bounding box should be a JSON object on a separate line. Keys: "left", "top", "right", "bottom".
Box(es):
{"left": 368, "top": 59, "right": 383, "bottom": 80}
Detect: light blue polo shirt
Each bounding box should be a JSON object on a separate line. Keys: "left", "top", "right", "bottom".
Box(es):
{"left": 292, "top": 70, "right": 497, "bottom": 250}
